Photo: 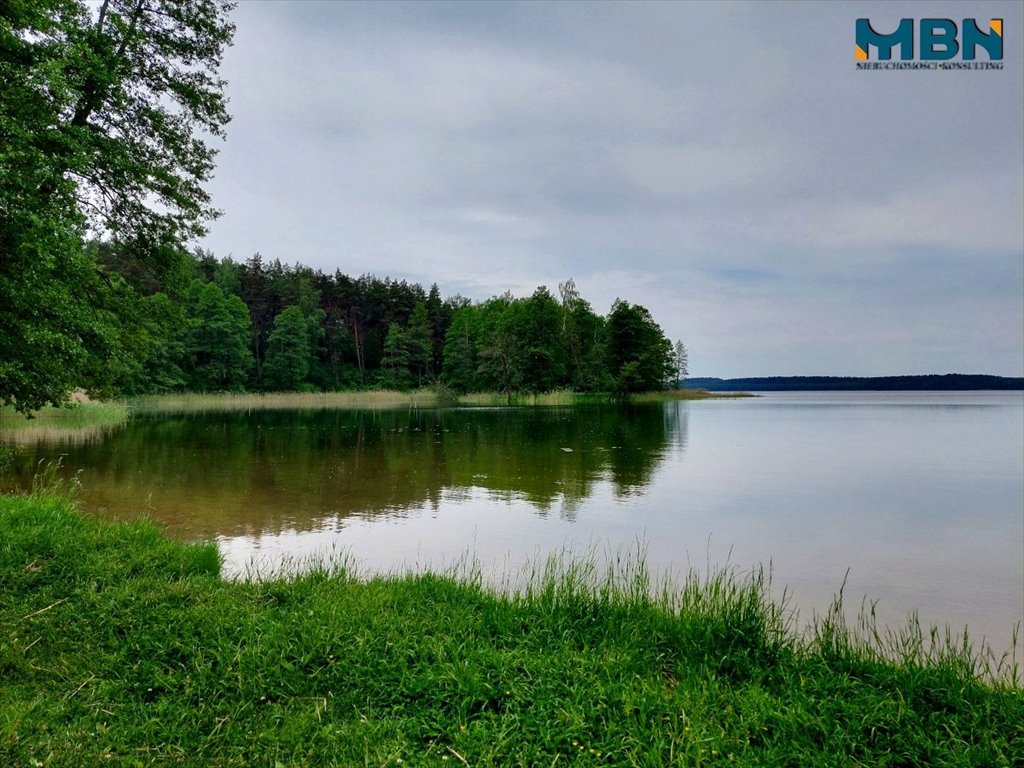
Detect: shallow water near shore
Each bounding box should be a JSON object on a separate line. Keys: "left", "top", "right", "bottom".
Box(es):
{"left": 3, "top": 390, "right": 1022, "bottom": 657}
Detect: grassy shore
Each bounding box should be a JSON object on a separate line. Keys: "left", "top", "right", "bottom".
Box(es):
{"left": 0, "top": 492, "right": 1019, "bottom": 766}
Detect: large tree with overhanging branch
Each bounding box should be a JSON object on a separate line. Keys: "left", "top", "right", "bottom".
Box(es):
{"left": 0, "top": 0, "right": 234, "bottom": 412}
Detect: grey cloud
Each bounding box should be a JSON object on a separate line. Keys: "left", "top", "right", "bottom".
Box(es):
{"left": 201, "top": 0, "right": 1023, "bottom": 376}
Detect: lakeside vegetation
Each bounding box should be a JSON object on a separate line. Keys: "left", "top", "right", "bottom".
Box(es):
{"left": 0, "top": 401, "right": 129, "bottom": 429}
{"left": 1, "top": 490, "right": 1020, "bottom": 766}
{"left": 126, "top": 388, "right": 737, "bottom": 414}
{"left": 128, "top": 390, "right": 442, "bottom": 415}
{"left": 0, "top": 402, "right": 130, "bottom": 448}
{"left": 0, "top": 389, "right": 738, "bottom": 431}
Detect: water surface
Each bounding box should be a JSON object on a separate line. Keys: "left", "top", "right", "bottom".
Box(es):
{"left": 3, "top": 391, "right": 1021, "bottom": 656}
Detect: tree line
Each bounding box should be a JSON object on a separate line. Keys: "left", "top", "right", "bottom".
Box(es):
{"left": 87, "top": 247, "right": 688, "bottom": 399}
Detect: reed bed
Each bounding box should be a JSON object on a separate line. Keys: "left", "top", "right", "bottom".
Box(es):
{"left": 2, "top": 389, "right": 748, "bottom": 426}
{"left": 2, "top": 389, "right": 749, "bottom": 433}
{"left": 0, "top": 402, "right": 130, "bottom": 446}
{"left": 454, "top": 389, "right": 601, "bottom": 407}
{"left": 1, "top": 490, "right": 1019, "bottom": 767}
{"left": 0, "top": 401, "right": 129, "bottom": 428}
{"left": 630, "top": 389, "right": 754, "bottom": 402}
{"left": 129, "top": 389, "right": 440, "bottom": 414}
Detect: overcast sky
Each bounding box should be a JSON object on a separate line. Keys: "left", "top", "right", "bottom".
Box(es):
{"left": 197, "top": 1, "right": 1023, "bottom": 378}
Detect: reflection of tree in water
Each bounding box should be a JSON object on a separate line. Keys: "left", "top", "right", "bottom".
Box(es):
{"left": 663, "top": 401, "right": 689, "bottom": 452}
{"left": 2, "top": 406, "right": 687, "bottom": 537}
{"left": 602, "top": 406, "right": 674, "bottom": 495}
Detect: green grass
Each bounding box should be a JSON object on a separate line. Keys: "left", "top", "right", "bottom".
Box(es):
{"left": 1, "top": 491, "right": 1020, "bottom": 766}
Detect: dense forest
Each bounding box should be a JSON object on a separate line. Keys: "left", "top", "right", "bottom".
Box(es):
{"left": 80, "top": 245, "right": 685, "bottom": 400}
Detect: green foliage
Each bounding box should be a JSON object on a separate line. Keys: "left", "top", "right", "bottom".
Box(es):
{"left": 134, "top": 293, "right": 189, "bottom": 393}
{"left": 425, "top": 282, "right": 448, "bottom": 375}
{"left": 378, "top": 324, "right": 412, "bottom": 390}
{"left": 442, "top": 306, "right": 478, "bottom": 392}
{"left": 263, "top": 306, "right": 312, "bottom": 391}
{"left": 509, "top": 287, "right": 565, "bottom": 393}
{"left": 673, "top": 339, "right": 689, "bottom": 389}
{"left": 180, "top": 280, "right": 252, "bottom": 391}
{"left": 212, "top": 257, "right": 243, "bottom": 297}
{"left": 0, "top": 235, "right": 187, "bottom": 406}
{"left": 0, "top": 226, "right": 103, "bottom": 412}
{"left": 12, "top": 0, "right": 233, "bottom": 246}
{"left": 0, "top": 0, "right": 235, "bottom": 411}
{"left": 606, "top": 299, "right": 675, "bottom": 395}
{"left": 1, "top": 495, "right": 1020, "bottom": 766}
{"left": 562, "top": 288, "right": 610, "bottom": 392}
{"left": 1, "top": 1, "right": 687, "bottom": 407}
{"left": 91, "top": 286, "right": 189, "bottom": 396}
{"left": 474, "top": 294, "right": 521, "bottom": 394}
{"left": 406, "top": 301, "right": 433, "bottom": 385}
{"left": 440, "top": 287, "right": 671, "bottom": 396}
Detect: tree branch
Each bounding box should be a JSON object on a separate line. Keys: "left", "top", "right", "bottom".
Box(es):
{"left": 96, "top": 0, "right": 112, "bottom": 32}
{"left": 71, "top": 0, "right": 146, "bottom": 129}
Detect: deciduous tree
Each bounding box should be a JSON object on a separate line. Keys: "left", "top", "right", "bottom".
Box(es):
{"left": 264, "top": 306, "right": 311, "bottom": 392}
{"left": 442, "top": 307, "right": 478, "bottom": 393}
{"left": 379, "top": 324, "right": 412, "bottom": 390}
{"left": 673, "top": 340, "right": 689, "bottom": 389}
{"left": 181, "top": 281, "right": 252, "bottom": 391}
{"left": 0, "top": 0, "right": 235, "bottom": 411}
{"left": 606, "top": 300, "right": 674, "bottom": 395}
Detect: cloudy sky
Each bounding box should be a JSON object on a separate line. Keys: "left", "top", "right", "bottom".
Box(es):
{"left": 198, "top": 1, "right": 1023, "bottom": 378}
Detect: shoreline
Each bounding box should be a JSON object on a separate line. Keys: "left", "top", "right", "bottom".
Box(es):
{"left": 3, "top": 388, "right": 750, "bottom": 423}
{"left": 1, "top": 491, "right": 1019, "bottom": 765}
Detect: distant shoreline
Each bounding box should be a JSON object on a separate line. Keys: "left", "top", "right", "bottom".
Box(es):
{"left": 684, "top": 374, "right": 1024, "bottom": 392}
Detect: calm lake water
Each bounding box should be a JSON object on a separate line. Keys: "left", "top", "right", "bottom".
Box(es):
{"left": 3, "top": 391, "right": 1022, "bottom": 656}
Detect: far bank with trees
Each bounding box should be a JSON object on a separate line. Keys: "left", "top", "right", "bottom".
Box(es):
{"left": 64, "top": 249, "right": 692, "bottom": 402}
{"left": 0, "top": 0, "right": 687, "bottom": 413}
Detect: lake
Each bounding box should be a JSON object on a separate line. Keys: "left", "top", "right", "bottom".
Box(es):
{"left": 3, "top": 391, "right": 1022, "bottom": 657}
